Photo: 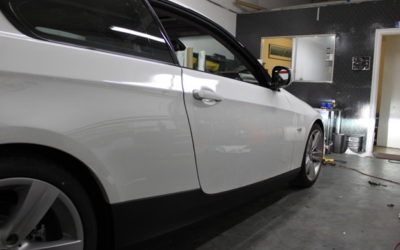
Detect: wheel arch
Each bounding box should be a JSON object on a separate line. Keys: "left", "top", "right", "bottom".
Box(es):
{"left": 310, "top": 119, "right": 325, "bottom": 158}
{"left": 0, "top": 143, "right": 110, "bottom": 203}
{"left": 0, "top": 143, "right": 115, "bottom": 248}
{"left": 301, "top": 118, "right": 324, "bottom": 156}
{"left": 304, "top": 118, "right": 325, "bottom": 144}
{"left": 314, "top": 119, "right": 324, "bottom": 134}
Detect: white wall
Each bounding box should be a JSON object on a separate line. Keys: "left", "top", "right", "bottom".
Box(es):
{"left": 169, "top": 0, "right": 237, "bottom": 35}
{"left": 180, "top": 36, "right": 234, "bottom": 60}
{"left": 203, "top": 0, "right": 311, "bottom": 13}
{"left": 240, "top": 0, "right": 311, "bottom": 10}
{"left": 176, "top": 35, "right": 235, "bottom": 68}
{"left": 377, "top": 35, "right": 400, "bottom": 149}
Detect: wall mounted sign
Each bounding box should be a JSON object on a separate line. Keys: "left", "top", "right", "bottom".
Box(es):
{"left": 268, "top": 44, "right": 292, "bottom": 61}
{"left": 352, "top": 56, "right": 371, "bottom": 71}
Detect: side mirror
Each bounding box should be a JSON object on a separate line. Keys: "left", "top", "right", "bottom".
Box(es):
{"left": 172, "top": 39, "right": 186, "bottom": 51}
{"left": 271, "top": 66, "right": 291, "bottom": 90}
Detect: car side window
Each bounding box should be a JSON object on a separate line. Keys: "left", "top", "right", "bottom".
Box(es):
{"left": 9, "top": 0, "right": 174, "bottom": 63}
{"left": 152, "top": 7, "right": 259, "bottom": 84}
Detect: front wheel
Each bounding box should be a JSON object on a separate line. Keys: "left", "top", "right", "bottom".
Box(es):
{"left": 293, "top": 123, "right": 324, "bottom": 188}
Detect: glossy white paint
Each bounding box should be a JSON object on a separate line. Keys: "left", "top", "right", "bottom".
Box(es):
{"left": 0, "top": 13, "right": 199, "bottom": 203}
{"left": 182, "top": 69, "right": 310, "bottom": 194}
{"left": 283, "top": 90, "right": 323, "bottom": 168}
{"left": 0, "top": 9, "right": 321, "bottom": 204}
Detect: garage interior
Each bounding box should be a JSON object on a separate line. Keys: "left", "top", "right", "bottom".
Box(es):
{"left": 1, "top": 0, "right": 399, "bottom": 249}
{"left": 136, "top": 0, "right": 400, "bottom": 249}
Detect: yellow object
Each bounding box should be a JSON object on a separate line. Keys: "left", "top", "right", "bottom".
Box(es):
{"left": 261, "top": 37, "right": 293, "bottom": 74}
{"left": 187, "top": 48, "right": 194, "bottom": 69}
{"left": 235, "top": 0, "right": 265, "bottom": 10}
{"left": 192, "top": 58, "right": 220, "bottom": 72}
{"left": 206, "top": 61, "right": 220, "bottom": 71}
{"left": 323, "top": 158, "right": 335, "bottom": 163}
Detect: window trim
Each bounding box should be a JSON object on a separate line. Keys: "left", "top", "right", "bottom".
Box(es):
{"left": 149, "top": 0, "right": 272, "bottom": 88}
{"left": 144, "top": 0, "right": 179, "bottom": 65}
{"left": 0, "top": 0, "right": 180, "bottom": 66}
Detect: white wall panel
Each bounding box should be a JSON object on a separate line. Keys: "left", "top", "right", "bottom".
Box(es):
{"left": 169, "top": 0, "right": 237, "bottom": 35}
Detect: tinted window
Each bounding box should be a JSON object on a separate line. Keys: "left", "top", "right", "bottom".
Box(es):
{"left": 153, "top": 7, "right": 258, "bottom": 84}
{"left": 10, "top": 0, "right": 174, "bottom": 63}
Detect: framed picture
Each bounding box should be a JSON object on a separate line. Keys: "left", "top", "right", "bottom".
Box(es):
{"left": 268, "top": 44, "right": 292, "bottom": 61}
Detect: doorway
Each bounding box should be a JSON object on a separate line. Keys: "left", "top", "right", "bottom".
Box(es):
{"left": 367, "top": 29, "right": 400, "bottom": 158}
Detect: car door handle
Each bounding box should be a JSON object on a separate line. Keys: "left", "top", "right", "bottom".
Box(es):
{"left": 193, "top": 89, "right": 223, "bottom": 104}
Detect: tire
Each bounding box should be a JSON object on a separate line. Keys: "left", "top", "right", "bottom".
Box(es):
{"left": 293, "top": 123, "right": 324, "bottom": 188}
{"left": 0, "top": 154, "right": 98, "bottom": 250}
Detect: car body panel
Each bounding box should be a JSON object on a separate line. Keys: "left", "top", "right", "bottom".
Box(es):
{"left": 283, "top": 89, "right": 324, "bottom": 168}
{"left": 182, "top": 68, "right": 299, "bottom": 194}
{"left": 112, "top": 167, "right": 301, "bottom": 249}
{"left": 0, "top": 13, "right": 199, "bottom": 203}
{"left": 0, "top": 2, "right": 324, "bottom": 248}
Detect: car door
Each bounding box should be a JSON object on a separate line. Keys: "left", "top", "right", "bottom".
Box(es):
{"left": 152, "top": 2, "right": 298, "bottom": 194}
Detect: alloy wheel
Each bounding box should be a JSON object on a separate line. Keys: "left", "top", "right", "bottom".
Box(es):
{"left": 304, "top": 129, "right": 323, "bottom": 181}
{"left": 0, "top": 178, "right": 84, "bottom": 250}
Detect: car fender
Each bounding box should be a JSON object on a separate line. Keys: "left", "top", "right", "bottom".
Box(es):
{"left": 0, "top": 126, "right": 117, "bottom": 202}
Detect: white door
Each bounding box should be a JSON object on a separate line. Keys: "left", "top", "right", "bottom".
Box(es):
{"left": 377, "top": 35, "right": 400, "bottom": 149}
{"left": 152, "top": 4, "right": 298, "bottom": 194}
{"left": 183, "top": 69, "right": 296, "bottom": 194}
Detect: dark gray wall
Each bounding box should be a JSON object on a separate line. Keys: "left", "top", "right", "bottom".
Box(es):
{"left": 237, "top": 0, "right": 400, "bottom": 141}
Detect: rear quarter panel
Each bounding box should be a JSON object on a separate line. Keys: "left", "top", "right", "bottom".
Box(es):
{"left": 0, "top": 14, "right": 199, "bottom": 204}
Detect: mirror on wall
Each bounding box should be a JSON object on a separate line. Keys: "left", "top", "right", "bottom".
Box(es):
{"left": 261, "top": 34, "right": 336, "bottom": 83}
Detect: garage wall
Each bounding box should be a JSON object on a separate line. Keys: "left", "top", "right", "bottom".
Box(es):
{"left": 236, "top": 0, "right": 400, "bottom": 146}
{"left": 169, "top": 0, "right": 237, "bottom": 35}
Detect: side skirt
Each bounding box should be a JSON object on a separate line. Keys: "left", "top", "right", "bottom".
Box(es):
{"left": 111, "top": 168, "right": 301, "bottom": 249}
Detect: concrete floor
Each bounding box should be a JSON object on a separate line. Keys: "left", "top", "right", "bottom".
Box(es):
{"left": 136, "top": 154, "right": 400, "bottom": 250}
{"left": 375, "top": 146, "right": 400, "bottom": 156}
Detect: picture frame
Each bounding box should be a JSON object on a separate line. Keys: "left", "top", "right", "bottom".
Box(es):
{"left": 268, "top": 44, "right": 292, "bottom": 61}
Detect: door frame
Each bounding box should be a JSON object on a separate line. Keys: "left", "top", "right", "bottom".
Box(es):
{"left": 365, "top": 28, "right": 400, "bottom": 155}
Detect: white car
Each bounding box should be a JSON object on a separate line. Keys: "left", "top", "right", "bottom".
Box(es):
{"left": 0, "top": 0, "right": 323, "bottom": 249}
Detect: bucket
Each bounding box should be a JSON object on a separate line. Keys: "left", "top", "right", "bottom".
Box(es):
{"left": 333, "top": 133, "right": 348, "bottom": 153}
{"left": 348, "top": 135, "right": 364, "bottom": 153}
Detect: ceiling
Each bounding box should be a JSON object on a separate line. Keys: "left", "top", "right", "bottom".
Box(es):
{"left": 208, "top": 0, "right": 377, "bottom": 13}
